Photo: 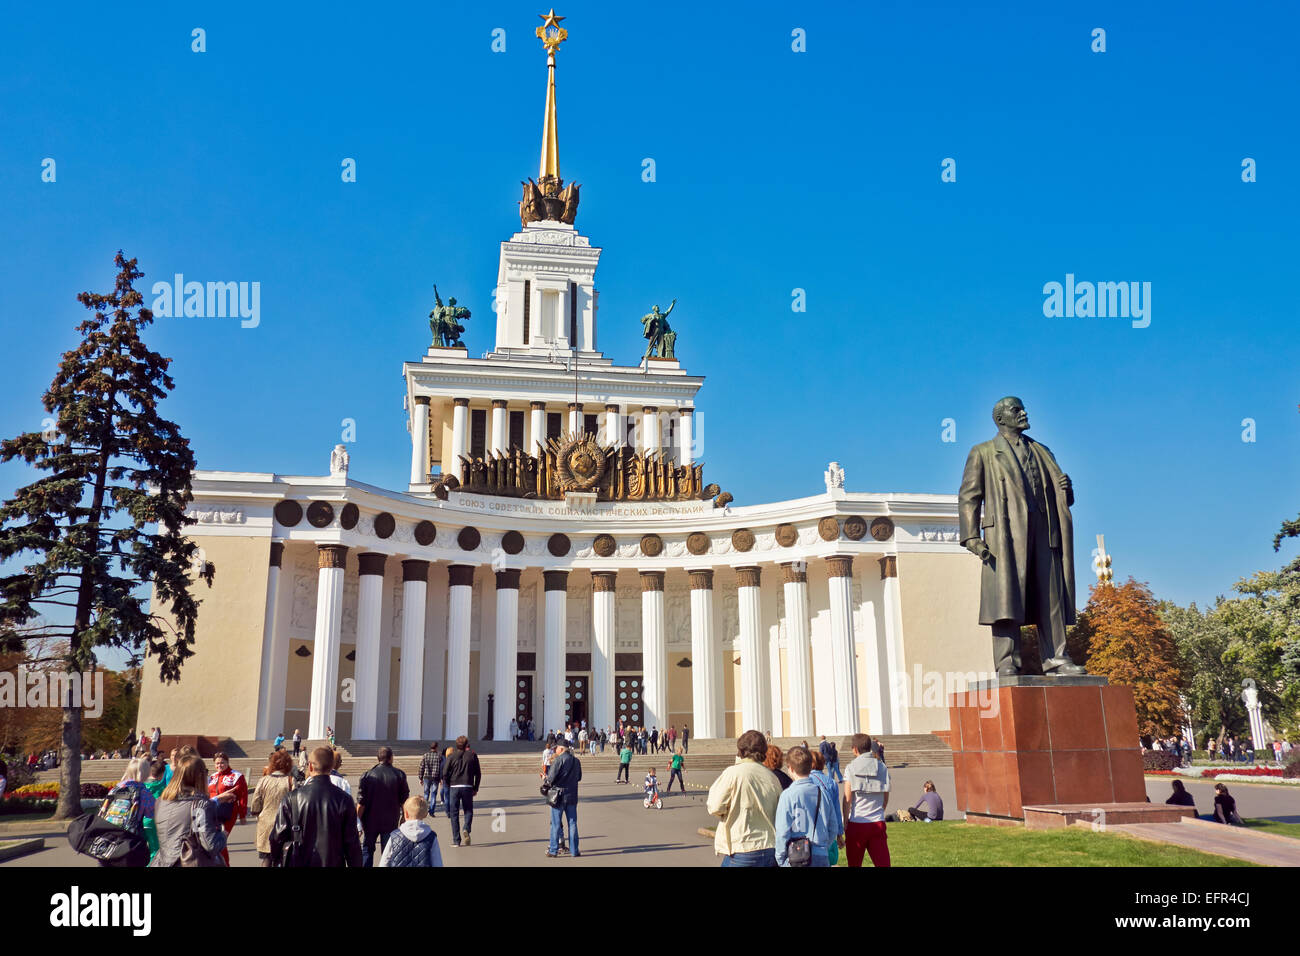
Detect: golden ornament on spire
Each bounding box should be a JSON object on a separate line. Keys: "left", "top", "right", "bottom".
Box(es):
{"left": 519, "top": 10, "right": 580, "bottom": 227}
{"left": 536, "top": 9, "right": 567, "bottom": 182}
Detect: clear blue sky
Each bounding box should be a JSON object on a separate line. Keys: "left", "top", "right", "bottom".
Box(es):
{"left": 1, "top": 1, "right": 1296, "bottom": 614}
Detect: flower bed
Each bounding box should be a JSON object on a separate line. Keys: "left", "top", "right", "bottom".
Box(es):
{"left": 1147, "top": 765, "right": 1291, "bottom": 782}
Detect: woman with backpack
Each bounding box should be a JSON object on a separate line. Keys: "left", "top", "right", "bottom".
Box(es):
{"left": 149, "top": 755, "right": 227, "bottom": 867}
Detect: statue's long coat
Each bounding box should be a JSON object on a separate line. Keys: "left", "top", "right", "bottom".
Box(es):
{"left": 957, "top": 433, "right": 1077, "bottom": 626}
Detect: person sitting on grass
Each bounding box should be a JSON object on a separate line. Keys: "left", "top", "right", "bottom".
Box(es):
{"left": 1165, "top": 779, "right": 1196, "bottom": 810}
{"left": 902, "top": 780, "right": 943, "bottom": 822}
{"left": 1213, "top": 783, "right": 1244, "bottom": 825}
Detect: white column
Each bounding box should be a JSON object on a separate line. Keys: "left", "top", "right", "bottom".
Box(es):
{"left": 568, "top": 402, "right": 582, "bottom": 435}
{"left": 308, "top": 545, "right": 348, "bottom": 740}
{"left": 827, "top": 555, "right": 861, "bottom": 734}
{"left": 737, "top": 566, "right": 767, "bottom": 733}
{"left": 689, "top": 570, "right": 720, "bottom": 738}
{"left": 642, "top": 405, "right": 660, "bottom": 453}
{"left": 255, "top": 542, "right": 287, "bottom": 738}
{"left": 493, "top": 569, "right": 520, "bottom": 741}
{"left": 542, "top": 571, "right": 568, "bottom": 734}
{"left": 444, "top": 565, "right": 474, "bottom": 739}
{"left": 490, "top": 399, "right": 507, "bottom": 454}
{"left": 410, "top": 396, "right": 430, "bottom": 484}
{"left": 529, "top": 401, "right": 547, "bottom": 454}
{"left": 603, "top": 404, "right": 621, "bottom": 447}
{"left": 782, "top": 561, "right": 815, "bottom": 737}
{"left": 591, "top": 571, "right": 616, "bottom": 733}
{"left": 641, "top": 571, "right": 667, "bottom": 732}
{"left": 397, "top": 560, "right": 429, "bottom": 739}
{"left": 450, "top": 398, "right": 469, "bottom": 481}
{"left": 351, "top": 553, "right": 387, "bottom": 740}
{"left": 679, "top": 407, "right": 694, "bottom": 467}
{"left": 878, "top": 555, "right": 909, "bottom": 733}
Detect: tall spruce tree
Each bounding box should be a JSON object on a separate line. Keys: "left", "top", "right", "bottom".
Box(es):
{"left": 0, "top": 252, "right": 212, "bottom": 819}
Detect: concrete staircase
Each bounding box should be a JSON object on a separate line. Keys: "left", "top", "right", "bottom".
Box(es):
{"left": 55, "top": 734, "right": 952, "bottom": 785}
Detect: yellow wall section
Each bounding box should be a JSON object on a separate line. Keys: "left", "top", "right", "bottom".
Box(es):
{"left": 137, "top": 535, "right": 270, "bottom": 739}
{"left": 896, "top": 551, "right": 987, "bottom": 733}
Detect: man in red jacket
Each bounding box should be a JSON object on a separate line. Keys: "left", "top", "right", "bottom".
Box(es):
{"left": 208, "top": 752, "right": 248, "bottom": 864}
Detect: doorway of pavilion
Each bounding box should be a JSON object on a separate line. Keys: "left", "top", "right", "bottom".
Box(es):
{"left": 614, "top": 674, "right": 644, "bottom": 730}
{"left": 564, "top": 674, "right": 588, "bottom": 728}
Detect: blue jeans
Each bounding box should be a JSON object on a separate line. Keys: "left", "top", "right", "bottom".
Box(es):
{"left": 722, "top": 847, "right": 777, "bottom": 867}
{"left": 360, "top": 827, "right": 390, "bottom": 868}
{"left": 827, "top": 759, "right": 842, "bottom": 783}
{"left": 448, "top": 788, "right": 474, "bottom": 844}
{"left": 422, "top": 778, "right": 439, "bottom": 806}
{"left": 549, "top": 800, "right": 578, "bottom": 855}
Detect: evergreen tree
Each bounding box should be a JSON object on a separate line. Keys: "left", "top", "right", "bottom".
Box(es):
{"left": 1072, "top": 578, "right": 1184, "bottom": 737}
{"left": 0, "top": 252, "right": 212, "bottom": 818}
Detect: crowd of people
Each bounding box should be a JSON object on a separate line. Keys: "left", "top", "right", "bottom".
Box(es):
{"left": 514, "top": 719, "right": 692, "bottom": 757}
{"left": 1142, "top": 733, "right": 1297, "bottom": 766}
{"left": 706, "top": 731, "right": 904, "bottom": 867}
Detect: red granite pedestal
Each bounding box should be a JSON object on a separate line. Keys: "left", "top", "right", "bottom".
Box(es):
{"left": 948, "top": 679, "right": 1148, "bottom": 824}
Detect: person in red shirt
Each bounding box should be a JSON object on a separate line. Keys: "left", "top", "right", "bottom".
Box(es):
{"left": 207, "top": 752, "right": 248, "bottom": 864}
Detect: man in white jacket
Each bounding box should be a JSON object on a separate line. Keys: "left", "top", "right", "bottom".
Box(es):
{"left": 378, "top": 796, "right": 444, "bottom": 867}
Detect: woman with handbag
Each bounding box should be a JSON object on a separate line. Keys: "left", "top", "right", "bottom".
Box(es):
{"left": 149, "top": 755, "right": 227, "bottom": 867}
{"left": 774, "top": 746, "right": 836, "bottom": 867}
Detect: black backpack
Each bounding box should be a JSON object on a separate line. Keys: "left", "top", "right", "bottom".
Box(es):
{"left": 67, "top": 784, "right": 150, "bottom": 867}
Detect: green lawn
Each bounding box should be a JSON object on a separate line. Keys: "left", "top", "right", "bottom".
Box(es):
{"left": 1246, "top": 819, "right": 1300, "bottom": 840}
{"left": 830, "top": 821, "right": 1257, "bottom": 867}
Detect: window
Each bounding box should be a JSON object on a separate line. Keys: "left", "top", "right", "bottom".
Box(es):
{"left": 509, "top": 410, "right": 524, "bottom": 450}
{"left": 583, "top": 413, "right": 598, "bottom": 437}
{"left": 522, "top": 280, "right": 531, "bottom": 344}
{"left": 547, "top": 412, "right": 562, "bottom": 441}
{"left": 470, "top": 408, "right": 487, "bottom": 459}
{"left": 570, "top": 282, "right": 578, "bottom": 347}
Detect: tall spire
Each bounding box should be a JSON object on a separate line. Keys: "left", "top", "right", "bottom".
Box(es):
{"left": 537, "top": 9, "right": 567, "bottom": 182}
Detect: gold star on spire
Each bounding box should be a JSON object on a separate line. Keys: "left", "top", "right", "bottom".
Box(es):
{"left": 536, "top": 9, "right": 568, "bottom": 55}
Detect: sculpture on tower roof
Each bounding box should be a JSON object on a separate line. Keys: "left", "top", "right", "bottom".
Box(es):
{"left": 429, "top": 285, "right": 470, "bottom": 349}
{"left": 642, "top": 299, "right": 677, "bottom": 360}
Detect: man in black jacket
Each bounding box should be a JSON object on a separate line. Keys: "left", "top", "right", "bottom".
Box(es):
{"left": 442, "top": 735, "right": 481, "bottom": 847}
{"left": 270, "top": 746, "right": 363, "bottom": 867}
{"left": 544, "top": 739, "right": 583, "bottom": 858}
{"left": 357, "top": 746, "right": 410, "bottom": 867}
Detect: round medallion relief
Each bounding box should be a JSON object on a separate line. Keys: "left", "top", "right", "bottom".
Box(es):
{"left": 273, "top": 500, "right": 303, "bottom": 527}
{"left": 775, "top": 523, "right": 798, "bottom": 547}
{"left": 844, "top": 515, "right": 868, "bottom": 541}
{"left": 593, "top": 534, "right": 617, "bottom": 558}
{"left": 818, "top": 517, "right": 841, "bottom": 541}
{"left": 373, "top": 512, "right": 396, "bottom": 539}
{"left": 415, "top": 520, "right": 437, "bottom": 546}
{"left": 339, "top": 503, "right": 359, "bottom": 530}
{"left": 686, "top": 532, "right": 710, "bottom": 556}
{"left": 306, "top": 501, "right": 335, "bottom": 528}
{"left": 731, "top": 528, "right": 755, "bottom": 552}
{"left": 548, "top": 533, "right": 571, "bottom": 557}
{"left": 458, "top": 526, "right": 481, "bottom": 551}
{"left": 502, "top": 530, "right": 525, "bottom": 555}
{"left": 640, "top": 534, "right": 664, "bottom": 558}
{"left": 870, "top": 517, "right": 895, "bottom": 541}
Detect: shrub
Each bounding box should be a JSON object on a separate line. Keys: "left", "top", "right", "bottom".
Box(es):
{"left": 1142, "top": 750, "right": 1180, "bottom": 771}
{"left": 80, "top": 783, "right": 109, "bottom": 799}
{"left": 1284, "top": 750, "right": 1300, "bottom": 780}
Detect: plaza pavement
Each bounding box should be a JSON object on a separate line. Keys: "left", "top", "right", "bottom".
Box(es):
{"left": 4, "top": 764, "right": 1297, "bottom": 867}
